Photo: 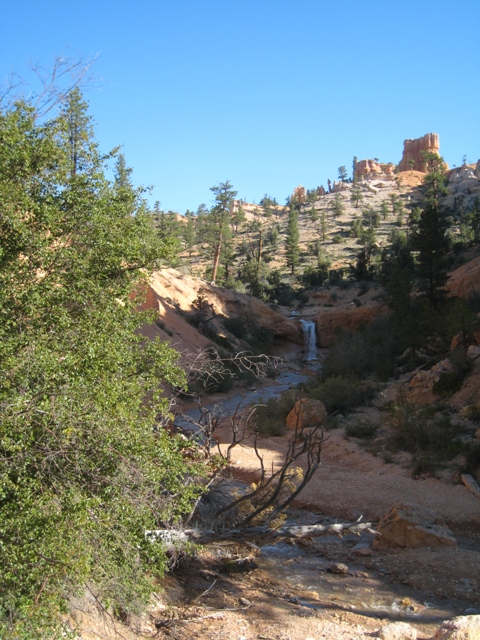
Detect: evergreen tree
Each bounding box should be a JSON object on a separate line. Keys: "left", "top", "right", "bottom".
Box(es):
{"left": 350, "top": 182, "right": 363, "bottom": 208}
{"left": 285, "top": 205, "right": 300, "bottom": 274}
{"left": 204, "top": 180, "right": 237, "bottom": 283}
{"left": 412, "top": 201, "right": 450, "bottom": 308}
{"left": 183, "top": 209, "right": 196, "bottom": 257}
{"left": 58, "top": 86, "right": 97, "bottom": 177}
{"left": 331, "top": 193, "right": 345, "bottom": 220}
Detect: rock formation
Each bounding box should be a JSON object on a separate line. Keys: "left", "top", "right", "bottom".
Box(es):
{"left": 147, "top": 268, "right": 302, "bottom": 346}
{"left": 292, "top": 185, "right": 306, "bottom": 203}
{"left": 373, "top": 503, "right": 457, "bottom": 549}
{"left": 286, "top": 399, "right": 326, "bottom": 430}
{"left": 397, "top": 133, "right": 441, "bottom": 173}
{"left": 354, "top": 159, "right": 395, "bottom": 181}
{"left": 447, "top": 255, "right": 480, "bottom": 298}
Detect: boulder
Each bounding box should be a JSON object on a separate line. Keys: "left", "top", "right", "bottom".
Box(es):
{"left": 377, "top": 621, "right": 417, "bottom": 640}
{"left": 286, "top": 398, "right": 326, "bottom": 430}
{"left": 397, "top": 133, "right": 442, "bottom": 173}
{"left": 373, "top": 503, "right": 456, "bottom": 549}
{"left": 431, "top": 615, "right": 480, "bottom": 640}
{"left": 402, "top": 358, "right": 455, "bottom": 407}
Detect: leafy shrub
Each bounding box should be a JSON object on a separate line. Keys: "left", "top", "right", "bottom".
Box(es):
{"left": 390, "top": 402, "right": 466, "bottom": 471}
{"left": 432, "top": 370, "right": 464, "bottom": 398}
{"left": 307, "top": 375, "right": 376, "bottom": 414}
{"left": 345, "top": 418, "right": 379, "bottom": 440}
{"left": 224, "top": 316, "right": 248, "bottom": 340}
{"left": 324, "top": 314, "right": 401, "bottom": 381}
{"left": 254, "top": 392, "right": 297, "bottom": 436}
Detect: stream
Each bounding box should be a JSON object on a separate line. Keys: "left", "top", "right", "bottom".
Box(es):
{"left": 174, "top": 325, "right": 480, "bottom": 628}
{"left": 256, "top": 528, "right": 478, "bottom": 626}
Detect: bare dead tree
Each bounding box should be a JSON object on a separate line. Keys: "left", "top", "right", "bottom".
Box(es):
{"left": 178, "top": 389, "right": 325, "bottom": 532}
{"left": 171, "top": 347, "right": 282, "bottom": 399}
{"left": 0, "top": 52, "right": 101, "bottom": 116}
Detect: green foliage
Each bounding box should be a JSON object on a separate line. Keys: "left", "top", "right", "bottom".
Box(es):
{"left": 324, "top": 315, "right": 401, "bottom": 381}
{"left": 331, "top": 193, "right": 345, "bottom": 219}
{"left": 254, "top": 392, "right": 297, "bottom": 436}
{"left": 307, "top": 376, "right": 376, "bottom": 414}
{"left": 432, "top": 371, "right": 464, "bottom": 398}
{"left": 285, "top": 206, "right": 300, "bottom": 274}
{"left": 203, "top": 181, "right": 237, "bottom": 283}
{"left": 223, "top": 315, "right": 248, "bottom": 340}
{"left": 412, "top": 201, "right": 450, "bottom": 309}
{"left": 390, "top": 402, "right": 466, "bottom": 474}
{"left": 0, "top": 96, "right": 206, "bottom": 635}
{"left": 345, "top": 418, "right": 379, "bottom": 440}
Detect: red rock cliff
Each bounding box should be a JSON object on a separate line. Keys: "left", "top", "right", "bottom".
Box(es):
{"left": 397, "top": 133, "right": 440, "bottom": 173}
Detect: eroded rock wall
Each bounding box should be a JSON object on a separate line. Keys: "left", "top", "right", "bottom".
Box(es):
{"left": 397, "top": 133, "right": 441, "bottom": 173}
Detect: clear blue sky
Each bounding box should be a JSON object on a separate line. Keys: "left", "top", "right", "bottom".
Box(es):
{"left": 1, "top": 1, "right": 479, "bottom": 213}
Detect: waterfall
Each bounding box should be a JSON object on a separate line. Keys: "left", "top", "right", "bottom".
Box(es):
{"left": 300, "top": 320, "right": 317, "bottom": 361}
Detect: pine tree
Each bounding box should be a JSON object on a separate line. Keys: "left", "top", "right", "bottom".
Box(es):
{"left": 285, "top": 205, "right": 300, "bottom": 274}
{"left": 412, "top": 201, "right": 450, "bottom": 308}
{"left": 205, "top": 180, "right": 237, "bottom": 283}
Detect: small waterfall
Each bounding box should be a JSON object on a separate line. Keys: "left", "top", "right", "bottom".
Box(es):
{"left": 300, "top": 320, "right": 317, "bottom": 361}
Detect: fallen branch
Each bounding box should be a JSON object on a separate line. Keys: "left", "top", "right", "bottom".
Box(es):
{"left": 146, "top": 518, "right": 379, "bottom": 545}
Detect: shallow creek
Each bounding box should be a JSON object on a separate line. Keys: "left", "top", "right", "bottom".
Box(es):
{"left": 176, "top": 350, "right": 480, "bottom": 628}
{"left": 256, "top": 530, "right": 476, "bottom": 626}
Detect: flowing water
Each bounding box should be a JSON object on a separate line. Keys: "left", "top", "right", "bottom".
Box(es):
{"left": 300, "top": 319, "right": 317, "bottom": 361}
{"left": 257, "top": 525, "right": 478, "bottom": 627}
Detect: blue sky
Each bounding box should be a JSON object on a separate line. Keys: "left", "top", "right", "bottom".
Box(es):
{"left": 1, "top": 1, "right": 479, "bottom": 213}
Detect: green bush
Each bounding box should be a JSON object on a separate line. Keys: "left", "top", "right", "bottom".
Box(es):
{"left": 432, "top": 370, "right": 464, "bottom": 398}
{"left": 307, "top": 375, "right": 376, "bottom": 414}
{"left": 224, "top": 316, "right": 248, "bottom": 339}
{"left": 391, "top": 403, "right": 466, "bottom": 472}
{"left": 345, "top": 418, "right": 379, "bottom": 440}
{"left": 324, "top": 314, "right": 401, "bottom": 381}
{"left": 254, "top": 392, "right": 297, "bottom": 436}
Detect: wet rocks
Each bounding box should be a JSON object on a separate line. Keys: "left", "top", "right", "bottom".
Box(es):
{"left": 373, "top": 503, "right": 457, "bottom": 549}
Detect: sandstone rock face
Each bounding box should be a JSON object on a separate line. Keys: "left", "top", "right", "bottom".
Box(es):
{"left": 431, "top": 615, "right": 480, "bottom": 640}
{"left": 401, "top": 358, "right": 455, "bottom": 407}
{"left": 331, "top": 180, "right": 351, "bottom": 193}
{"left": 373, "top": 503, "right": 456, "bottom": 549}
{"left": 286, "top": 398, "right": 327, "bottom": 430}
{"left": 447, "top": 255, "right": 480, "bottom": 298}
{"left": 377, "top": 621, "right": 417, "bottom": 640}
{"left": 292, "top": 185, "right": 306, "bottom": 203}
{"left": 148, "top": 268, "right": 302, "bottom": 345}
{"left": 314, "top": 302, "right": 385, "bottom": 347}
{"left": 354, "top": 159, "right": 395, "bottom": 181}
{"left": 397, "top": 133, "right": 440, "bottom": 173}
